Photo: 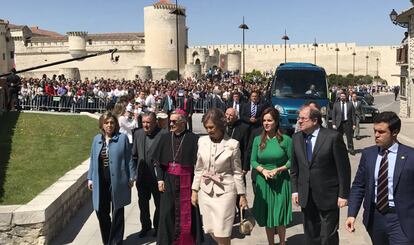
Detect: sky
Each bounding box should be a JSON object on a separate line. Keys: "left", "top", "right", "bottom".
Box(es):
{"left": 2, "top": 0, "right": 411, "bottom": 46}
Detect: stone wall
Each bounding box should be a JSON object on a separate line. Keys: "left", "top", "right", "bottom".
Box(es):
{"left": 193, "top": 43, "right": 401, "bottom": 86}
{"left": 0, "top": 159, "right": 91, "bottom": 245}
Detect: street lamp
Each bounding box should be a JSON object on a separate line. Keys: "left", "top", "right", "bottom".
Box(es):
{"left": 335, "top": 47, "right": 340, "bottom": 75}
{"left": 376, "top": 57, "right": 380, "bottom": 77}
{"left": 389, "top": 9, "right": 409, "bottom": 28}
{"left": 352, "top": 52, "right": 356, "bottom": 76}
{"left": 238, "top": 16, "right": 249, "bottom": 78}
{"left": 365, "top": 55, "right": 369, "bottom": 76}
{"left": 312, "top": 38, "right": 318, "bottom": 65}
{"left": 170, "top": 0, "right": 186, "bottom": 81}
{"left": 282, "top": 30, "right": 289, "bottom": 63}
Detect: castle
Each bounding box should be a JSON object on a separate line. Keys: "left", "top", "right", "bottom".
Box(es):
{"left": 0, "top": 1, "right": 402, "bottom": 86}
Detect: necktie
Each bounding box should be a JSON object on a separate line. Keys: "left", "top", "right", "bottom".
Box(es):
{"left": 305, "top": 134, "right": 313, "bottom": 163}
{"left": 251, "top": 103, "right": 257, "bottom": 117}
{"left": 341, "top": 102, "right": 345, "bottom": 121}
{"left": 377, "top": 149, "right": 389, "bottom": 213}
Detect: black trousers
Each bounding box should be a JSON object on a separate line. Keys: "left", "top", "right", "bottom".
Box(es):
{"left": 367, "top": 208, "right": 411, "bottom": 245}
{"left": 338, "top": 120, "right": 354, "bottom": 151}
{"left": 136, "top": 178, "right": 160, "bottom": 231}
{"left": 187, "top": 115, "right": 193, "bottom": 132}
{"left": 96, "top": 166, "right": 125, "bottom": 245}
{"left": 302, "top": 193, "right": 339, "bottom": 245}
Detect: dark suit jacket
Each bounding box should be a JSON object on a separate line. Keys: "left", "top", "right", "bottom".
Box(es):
{"left": 332, "top": 101, "right": 356, "bottom": 128}
{"left": 160, "top": 95, "right": 175, "bottom": 113}
{"left": 240, "top": 102, "right": 266, "bottom": 129}
{"left": 226, "top": 120, "right": 250, "bottom": 171}
{"left": 290, "top": 127, "right": 351, "bottom": 210}
{"left": 351, "top": 100, "right": 363, "bottom": 119}
{"left": 178, "top": 96, "right": 194, "bottom": 115}
{"left": 132, "top": 127, "right": 168, "bottom": 182}
{"left": 348, "top": 144, "right": 414, "bottom": 241}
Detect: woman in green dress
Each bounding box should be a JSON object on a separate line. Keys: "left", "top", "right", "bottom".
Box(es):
{"left": 251, "top": 107, "right": 292, "bottom": 245}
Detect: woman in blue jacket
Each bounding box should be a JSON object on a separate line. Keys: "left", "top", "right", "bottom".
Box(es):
{"left": 87, "top": 111, "right": 135, "bottom": 245}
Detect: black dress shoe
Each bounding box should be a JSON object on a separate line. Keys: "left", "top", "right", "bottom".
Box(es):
{"left": 138, "top": 228, "right": 150, "bottom": 238}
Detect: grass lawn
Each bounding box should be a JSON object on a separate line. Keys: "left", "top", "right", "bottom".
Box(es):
{"left": 0, "top": 112, "right": 99, "bottom": 205}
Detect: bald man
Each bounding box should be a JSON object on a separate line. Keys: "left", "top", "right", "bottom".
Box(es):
{"left": 225, "top": 108, "right": 250, "bottom": 173}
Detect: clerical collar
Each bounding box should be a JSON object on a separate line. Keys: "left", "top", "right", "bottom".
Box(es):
{"left": 174, "top": 129, "right": 186, "bottom": 137}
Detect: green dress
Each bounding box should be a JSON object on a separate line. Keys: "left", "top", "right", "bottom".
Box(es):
{"left": 251, "top": 134, "right": 292, "bottom": 227}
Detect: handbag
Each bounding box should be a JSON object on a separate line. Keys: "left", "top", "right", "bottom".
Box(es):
{"left": 239, "top": 208, "right": 255, "bottom": 235}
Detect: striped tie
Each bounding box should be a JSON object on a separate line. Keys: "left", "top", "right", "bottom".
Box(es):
{"left": 251, "top": 103, "right": 256, "bottom": 117}
{"left": 377, "top": 149, "right": 389, "bottom": 213}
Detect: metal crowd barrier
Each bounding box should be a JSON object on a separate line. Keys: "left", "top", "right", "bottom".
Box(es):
{"left": 19, "top": 95, "right": 110, "bottom": 113}
{"left": 18, "top": 95, "right": 215, "bottom": 114}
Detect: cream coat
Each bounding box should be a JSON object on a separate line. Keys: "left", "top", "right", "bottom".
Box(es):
{"left": 191, "top": 135, "right": 246, "bottom": 237}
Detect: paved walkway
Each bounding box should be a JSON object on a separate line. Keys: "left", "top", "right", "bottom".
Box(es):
{"left": 52, "top": 96, "right": 412, "bottom": 245}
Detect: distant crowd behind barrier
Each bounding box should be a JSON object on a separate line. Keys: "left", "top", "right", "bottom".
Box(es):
{"left": 10, "top": 73, "right": 390, "bottom": 114}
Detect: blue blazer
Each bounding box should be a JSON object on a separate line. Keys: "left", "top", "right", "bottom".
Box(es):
{"left": 348, "top": 143, "right": 414, "bottom": 241}
{"left": 87, "top": 132, "right": 134, "bottom": 211}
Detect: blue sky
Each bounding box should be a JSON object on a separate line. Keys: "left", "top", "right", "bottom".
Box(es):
{"left": 2, "top": 0, "right": 411, "bottom": 46}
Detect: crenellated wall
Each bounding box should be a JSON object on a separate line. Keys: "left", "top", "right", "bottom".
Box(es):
{"left": 192, "top": 43, "right": 400, "bottom": 86}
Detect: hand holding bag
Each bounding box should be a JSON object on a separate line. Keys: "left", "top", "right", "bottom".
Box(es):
{"left": 239, "top": 208, "right": 255, "bottom": 235}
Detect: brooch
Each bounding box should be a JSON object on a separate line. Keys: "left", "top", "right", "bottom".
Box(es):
{"left": 401, "top": 155, "right": 405, "bottom": 160}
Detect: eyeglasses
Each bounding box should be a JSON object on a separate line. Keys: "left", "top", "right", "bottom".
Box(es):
{"left": 170, "top": 120, "right": 181, "bottom": 125}
{"left": 297, "top": 117, "right": 311, "bottom": 122}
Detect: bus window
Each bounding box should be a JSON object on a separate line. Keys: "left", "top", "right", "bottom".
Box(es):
{"left": 272, "top": 69, "right": 327, "bottom": 99}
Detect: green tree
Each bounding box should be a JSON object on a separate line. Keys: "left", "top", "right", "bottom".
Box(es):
{"left": 165, "top": 70, "right": 178, "bottom": 81}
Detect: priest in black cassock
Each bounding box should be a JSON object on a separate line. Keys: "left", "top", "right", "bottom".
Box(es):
{"left": 153, "top": 109, "right": 203, "bottom": 245}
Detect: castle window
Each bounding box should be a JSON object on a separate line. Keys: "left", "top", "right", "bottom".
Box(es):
{"left": 2, "top": 53, "right": 5, "bottom": 60}
{"left": 10, "top": 51, "right": 14, "bottom": 59}
{"left": 170, "top": 39, "right": 173, "bottom": 44}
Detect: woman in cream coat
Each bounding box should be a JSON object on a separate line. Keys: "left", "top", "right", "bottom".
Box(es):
{"left": 191, "top": 108, "right": 248, "bottom": 245}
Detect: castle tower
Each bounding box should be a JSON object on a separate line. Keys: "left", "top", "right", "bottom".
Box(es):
{"left": 0, "top": 19, "right": 13, "bottom": 74}
{"left": 67, "top": 31, "right": 88, "bottom": 58}
{"left": 144, "top": 1, "right": 187, "bottom": 70}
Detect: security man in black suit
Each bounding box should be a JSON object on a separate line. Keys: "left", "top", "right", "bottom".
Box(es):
{"left": 332, "top": 91, "right": 356, "bottom": 155}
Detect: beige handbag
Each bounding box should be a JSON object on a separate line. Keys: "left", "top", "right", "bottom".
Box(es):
{"left": 239, "top": 208, "right": 255, "bottom": 235}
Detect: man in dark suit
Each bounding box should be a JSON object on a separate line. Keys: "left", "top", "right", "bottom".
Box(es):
{"left": 178, "top": 89, "right": 194, "bottom": 132}
{"left": 332, "top": 91, "right": 356, "bottom": 155}
{"left": 240, "top": 91, "right": 266, "bottom": 130}
{"left": 160, "top": 90, "right": 175, "bottom": 115}
{"left": 351, "top": 93, "right": 363, "bottom": 140}
{"left": 132, "top": 112, "right": 168, "bottom": 237}
{"left": 226, "top": 91, "right": 243, "bottom": 115}
{"left": 291, "top": 105, "right": 351, "bottom": 245}
{"left": 225, "top": 107, "right": 250, "bottom": 216}
{"left": 225, "top": 107, "right": 249, "bottom": 173}
{"left": 346, "top": 111, "right": 414, "bottom": 244}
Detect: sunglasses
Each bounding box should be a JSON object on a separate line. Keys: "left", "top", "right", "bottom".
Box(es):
{"left": 170, "top": 120, "right": 180, "bottom": 125}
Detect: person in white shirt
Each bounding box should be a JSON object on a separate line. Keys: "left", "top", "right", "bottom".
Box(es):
{"left": 118, "top": 105, "right": 138, "bottom": 144}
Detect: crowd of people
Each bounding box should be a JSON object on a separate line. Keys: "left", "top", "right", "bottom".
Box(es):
{"left": 2, "top": 70, "right": 410, "bottom": 244}
{"left": 86, "top": 81, "right": 413, "bottom": 245}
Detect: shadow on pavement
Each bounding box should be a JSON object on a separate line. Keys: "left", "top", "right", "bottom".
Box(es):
{"left": 50, "top": 201, "right": 94, "bottom": 245}
{"left": 286, "top": 233, "right": 305, "bottom": 244}
{"left": 124, "top": 231, "right": 156, "bottom": 245}
{"left": 0, "top": 111, "right": 20, "bottom": 202}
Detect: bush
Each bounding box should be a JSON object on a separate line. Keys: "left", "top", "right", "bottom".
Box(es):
{"left": 165, "top": 70, "right": 178, "bottom": 81}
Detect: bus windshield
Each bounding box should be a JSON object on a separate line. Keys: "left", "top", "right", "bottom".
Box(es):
{"left": 272, "top": 69, "right": 327, "bottom": 99}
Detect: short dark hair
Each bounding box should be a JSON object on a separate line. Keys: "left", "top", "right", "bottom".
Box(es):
{"left": 304, "top": 100, "right": 321, "bottom": 110}
{"left": 202, "top": 108, "right": 226, "bottom": 134}
{"left": 142, "top": 111, "right": 157, "bottom": 122}
{"left": 309, "top": 107, "right": 323, "bottom": 125}
{"left": 373, "top": 111, "right": 401, "bottom": 134}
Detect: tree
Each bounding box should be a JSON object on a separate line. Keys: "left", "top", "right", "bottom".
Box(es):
{"left": 165, "top": 70, "right": 178, "bottom": 81}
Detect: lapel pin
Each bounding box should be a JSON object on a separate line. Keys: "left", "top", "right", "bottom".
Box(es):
{"left": 401, "top": 156, "right": 405, "bottom": 160}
